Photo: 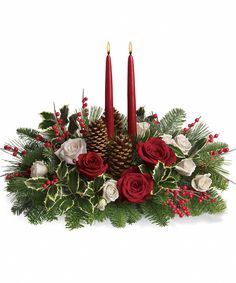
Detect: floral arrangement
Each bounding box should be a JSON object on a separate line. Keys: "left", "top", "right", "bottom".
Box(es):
{"left": 1, "top": 98, "right": 233, "bottom": 229}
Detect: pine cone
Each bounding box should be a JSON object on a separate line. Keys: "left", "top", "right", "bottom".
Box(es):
{"left": 102, "top": 108, "right": 124, "bottom": 136}
{"left": 107, "top": 135, "right": 133, "bottom": 180}
{"left": 86, "top": 119, "right": 109, "bottom": 158}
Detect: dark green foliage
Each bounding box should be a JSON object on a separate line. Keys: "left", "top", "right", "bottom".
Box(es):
{"left": 68, "top": 114, "right": 79, "bottom": 135}
{"left": 141, "top": 196, "right": 174, "bottom": 226}
{"left": 17, "top": 128, "right": 39, "bottom": 139}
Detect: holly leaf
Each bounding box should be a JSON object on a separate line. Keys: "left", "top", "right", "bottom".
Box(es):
{"left": 56, "top": 161, "right": 68, "bottom": 180}
{"left": 59, "top": 198, "right": 75, "bottom": 214}
{"left": 68, "top": 114, "right": 79, "bottom": 135}
{"left": 60, "top": 105, "right": 69, "bottom": 125}
{"left": 138, "top": 164, "right": 152, "bottom": 174}
{"left": 24, "top": 177, "right": 47, "bottom": 191}
{"left": 168, "top": 145, "right": 185, "bottom": 158}
{"left": 39, "top": 119, "right": 56, "bottom": 129}
{"left": 40, "top": 112, "right": 55, "bottom": 120}
{"left": 47, "top": 185, "right": 60, "bottom": 202}
{"left": 188, "top": 138, "right": 207, "bottom": 157}
{"left": 93, "top": 176, "right": 105, "bottom": 192}
{"left": 152, "top": 162, "right": 165, "bottom": 183}
{"left": 68, "top": 169, "right": 80, "bottom": 194}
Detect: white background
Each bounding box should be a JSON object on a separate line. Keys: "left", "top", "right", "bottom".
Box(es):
{"left": 0, "top": 1, "right": 236, "bottom": 282}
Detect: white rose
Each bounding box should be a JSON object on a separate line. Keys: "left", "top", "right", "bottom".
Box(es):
{"left": 173, "top": 134, "right": 192, "bottom": 155}
{"left": 191, "top": 174, "right": 212, "bottom": 192}
{"left": 162, "top": 134, "right": 192, "bottom": 155}
{"left": 175, "top": 159, "right": 196, "bottom": 176}
{"left": 162, "top": 134, "right": 173, "bottom": 145}
{"left": 102, "top": 179, "right": 119, "bottom": 203}
{"left": 97, "top": 198, "right": 107, "bottom": 211}
{"left": 137, "top": 122, "right": 150, "bottom": 137}
{"left": 30, "top": 161, "right": 48, "bottom": 178}
{"left": 55, "top": 138, "right": 87, "bottom": 164}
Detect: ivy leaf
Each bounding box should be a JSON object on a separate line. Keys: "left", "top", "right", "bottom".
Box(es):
{"left": 152, "top": 162, "right": 165, "bottom": 183}
{"left": 56, "top": 161, "right": 68, "bottom": 180}
{"left": 59, "top": 198, "right": 75, "bottom": 214}
{"left": 68, "top": 169, "right": 80, "bottom": 194}
{"left": 68, "top": 114, "right": 79, "bottom": 135}
{"left": 188, "top": 138, "right": 207, "bottom": 157}
{"left": 25, "top": 177, "right": 47, "bottom": 191}
{"left": 47, "top": 185, "right": 60, "bottom": 202}
{"left": 60, "top": 105, "right": 69, "bottom": 125}
{"left": 168, "top": 145, "right": 185, "bottom": 158}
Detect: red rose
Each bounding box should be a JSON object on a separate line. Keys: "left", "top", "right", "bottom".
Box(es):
{"left": 137, "top": 137, "right": 176, "bottom": 167}
{"left": 76, "top": 152, "right": 108, "bottom": 179}
{"left": 117, "top": 166, "right": 154, "bottom": 203}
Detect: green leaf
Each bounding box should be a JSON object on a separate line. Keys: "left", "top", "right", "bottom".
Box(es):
{"left": 160, "top": 180, "right": 177, "bottom": 189}
{"left": 138, "top": 164, "right": 152, "bottom": 174}
{"left": 168, "top": 145, "right": 185, "bottom": 158}
{"left": 93, "top": 176, "right": 105, "bottom": 192}
{"left": 39, "top": 119, "right": 56, "bottom": 129}
{"left": 152, "top": 162, "right": 165, "bottom": 183}
{"left": 60, "top": 105, "right": 69, "bottom": 125}
{"left": 68, "top": 169, "right": 80, "bottom": 194}
{"left": 44, "top": 197, "right": 56, "bottom": 211}
{"left": 68, "top": 114, "right": 79, "bottom": 135}
{"left": 25, "top": 177, "right": 47, "bottom": 191}
{"left": 59, "top": 198, "right": 75, "bottom": 213}
{"left": 40, "top": 112, "right": 56, "bottom": 120}
{"left": 188, "top": 138, "right": 207, "bottom": 157}
{"left": 47, "top": 185, "right": 60, "bottom": 202}
{"left": 136, "top": 107, "right": 145, "bottom": 121}
{"left": 56, "top": 161, "right": 68, "bottom": 180}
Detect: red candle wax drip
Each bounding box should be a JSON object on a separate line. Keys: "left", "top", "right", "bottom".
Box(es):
{"left": 105, "top": 42, "right": 114, "bottom": 139}
{"left": 127, "top": 42, "right": 137, "bottom": 137}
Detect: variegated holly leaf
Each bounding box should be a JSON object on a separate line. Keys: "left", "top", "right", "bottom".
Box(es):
{"left": 24, "top": 177, "right": 47, "bottom": 190}
{"left": 152, "top": 162, "right": 165, "bottom": 183}
{"left": 47, "top": 185, "right": 61, "bottom": 202}
{"left": 67, "top": 169, "right": 80, "bottom": 194}
{"left": 59, "top": 198, "right": 74, "bottom": 214}
{"left": 56, "top": 161, "right": 68, "bottom": 180}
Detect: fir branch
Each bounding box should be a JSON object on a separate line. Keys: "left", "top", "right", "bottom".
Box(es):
{"left": 16, "top": 128, "right": 39, "bottom": 140}
{"left": 154, "top": 108, "right": 186, "bottom": 136}
{"left": 186, "top": 122, "right": 210, "bottom": 144}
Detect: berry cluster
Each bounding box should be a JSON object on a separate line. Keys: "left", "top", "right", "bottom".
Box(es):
{"left": 53, "top": 112, "right": 70, "bottom": 142}
{"left": 4, "top": 145, "right": 27, "bottom": 157}
{"left": 166, "top": 198, "right": 190, "bottom": 217}
{"left": 208, "top": 133, "right": 219, "bottom": 143}
{"left": 152, "top": 113, "right": 159, "bottom": 125}
{"left": 5, "top": 169, "right": 30, "bottom": 180}
{"left": 44, "top": 141, "right": 53, "bottom": 149}
{"left": 77, "top": 112, "right": 87, "bottom": 135}
{"left": 42, "top": 176, "right": 59, "bottom": 189}
{"left": 35, "top": 135, "right": 44, "bottom": 141}
{"left": 183, "top": 117, "right": 200, "bottom": 135}
{"left": 210, "top": 147, "right": 229, "bottom": 160}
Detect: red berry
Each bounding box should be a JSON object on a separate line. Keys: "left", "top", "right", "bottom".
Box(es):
{"left": 223, "top": 148, "right": 229, "bottom": 153}
{"left": 77, "top": 112, "right": 82, "bottom": 117}
{"left": 22, "top": 150, "right": 27, "bottom": 156}
{"left": 13, "top": 147, "right": 19, "bottom": 152}
{"left": 56, "top": 112, "right": 60, "bottom": 117}
{"left": 42, "top": 184, "right": 47, "bottom": 189}
{"left": 46, "top": 180, "right": 51, "bottom": 185}
{"left": 214, "top": 134, "right": 219, "bottom": 139}
{"left": 188, "top": 124, "right": 191, "bottom": 128}
{"left": 191, "top": 123, "right": 195, "bottom": 127}
{"left": 57, "top": 137, "right": 63, "bottom": 142}
{"left": 82, "top": 103, "right": 88, "bottom": 108}
{"left": 183, "top": 185, "right": 188, "bottom": 190}
{"left": 195, "top": 118, "right": 200, "bottom": 123}
{"left": 13, "top": 152, "right": 17, "bottom": 156}
{"left": 153, "top": 113, "right": 158, "bottom": 119}
{"left": 54, "top": 177, "right": 59, "bottom": 183}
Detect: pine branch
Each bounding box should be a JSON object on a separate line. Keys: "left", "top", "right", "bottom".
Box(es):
{"left": 17, "top": 128, "right": 39, "bottom": 140}
{"left": 187, "top": 122, "right": 210, "bottom": 144}
{"left": 154, "top": 108, "right": 186, "bottom": 136}
{"left": 106, "top": 203, "right": 128, "bottom": 228}
{"left": 89, "top": 106, "right": 103, "bottom": 122}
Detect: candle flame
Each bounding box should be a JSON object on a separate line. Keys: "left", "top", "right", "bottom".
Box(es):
{"left": 107, "top": 42, "right": 110, "bottom": 54}
{"left": 129, "top": 42, "right": 132, "bottom": 54}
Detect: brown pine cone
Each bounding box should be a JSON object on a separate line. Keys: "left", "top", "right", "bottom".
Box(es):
{"left": 107, "top": 135, "right": 133, "bottom": 180}
{"left": 86, "top": 118, "right": 109, "bottom": 158}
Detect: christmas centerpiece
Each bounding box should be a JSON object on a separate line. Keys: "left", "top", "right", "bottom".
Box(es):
{"left": 1, "top": 43, "right": 233, "bottom": 229}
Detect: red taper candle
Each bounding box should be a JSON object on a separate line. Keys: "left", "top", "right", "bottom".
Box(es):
{"left": 105, "top": 42, "right": 114, "bottom": 139}
{"left": 127, "top": 42, "right": 137, "bottom": 137}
